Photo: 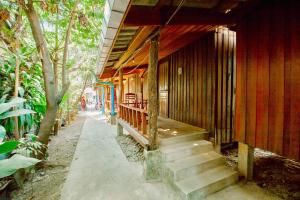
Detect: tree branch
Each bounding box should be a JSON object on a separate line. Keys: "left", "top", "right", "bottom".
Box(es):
{"left": 61, "top": 0, "right": 79, "bottom": 89}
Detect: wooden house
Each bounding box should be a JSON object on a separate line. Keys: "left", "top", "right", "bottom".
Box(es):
{"left": 96, "top": 0, "right": 300, "bottom": 198}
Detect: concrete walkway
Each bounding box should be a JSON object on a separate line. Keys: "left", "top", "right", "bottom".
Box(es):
{"left": 61, "top": 112, "right": 281, "bottom": 200}
{"left": 61, "top": 112, "right": 177, "bottom": 200}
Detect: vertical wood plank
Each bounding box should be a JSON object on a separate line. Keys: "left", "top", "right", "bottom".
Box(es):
{"left": 289, "top": 0, "right": 300, "bottom": 159}
{"left": 235, "top": 21, "right": 247, "bottom": 143}
{"left": 246, "top": 14, "right": 258, "bottom": 147}
{"left": 202, "top": 39, "right": 207, "bottom": 129}
{"left": 198, "top": 40, "right": 203, "bottom": 127}
{"left": 190, "top": 44, "right": 195, "bottom": 124}
{"left": 217, "top": 30, "right": 223, "bottom": 144}
{"left": 255, "top": 8, "right": 270, "bottom": 149}
{"left": 193, "top": 43, "right": 198, "bottom": 125}
{"left": 268, "top": 3, "right": 285, "bottom": 155}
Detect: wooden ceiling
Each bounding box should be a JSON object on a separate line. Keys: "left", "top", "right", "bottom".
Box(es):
{"left": 125, "top": 25, "right": 216, "bottom": 68}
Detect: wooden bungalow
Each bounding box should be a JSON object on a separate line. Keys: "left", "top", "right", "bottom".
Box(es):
{"left": 96, "top": 0, "right": 300, "bottom": 198}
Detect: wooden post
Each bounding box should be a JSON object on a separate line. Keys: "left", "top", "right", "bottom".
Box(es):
{"left": 148, "top": 33, "right": 159, "bottom": 150}
{"left": 118, "top": 70, "right": 123, "bottom": 110}
{"left": 117, "top": 71, "right": 123, "bottom": 136}
{"left": 238, "top": 142, "right": 254, "bottom": 180}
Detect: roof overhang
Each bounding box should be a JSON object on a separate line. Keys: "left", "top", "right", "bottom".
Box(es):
{"left": 96, "top": 0, "right": 131, "bottom": 75}
{"left": 97, "top": 0, "right": 261, "bottom": 79}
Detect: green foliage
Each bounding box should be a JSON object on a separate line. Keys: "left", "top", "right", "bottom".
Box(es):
{"left": 0, "top": 141, "right": 20, "bottom": 154}
{"left": 0, "top": 98, "right": 25, "bottom": 115}
{"left": 0, "top": 109, "right": 35, "bottom": 120}
{"left": 0, "top": 126, "right": 6, "bottom": 142}
{"left": 0, "top": 154, "right": 40, "bottom": 179}
{"left": 0, "top": 46, "right": 45, "bottom": 135}
{"left": 14, "top": 138, "right": 46, "bottom": 158}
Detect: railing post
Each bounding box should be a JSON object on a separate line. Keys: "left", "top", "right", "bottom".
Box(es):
{"left": 141, "top": 112, "right": 147, "bottom": 135}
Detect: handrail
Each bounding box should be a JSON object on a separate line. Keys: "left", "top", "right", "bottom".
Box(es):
{"left": 120, "top": 103, "right": 147, "bottom": 113}
{"left": 119, "top": 103, "right": 148, "bottom": 136}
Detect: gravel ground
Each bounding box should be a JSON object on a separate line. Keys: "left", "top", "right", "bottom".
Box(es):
{"left": 223, "top": 147, "right": 300, "bottom": 200}
{"left": 11, "top": 115, "right": 86, "bottom": 200}
{"left": 116, "top": 134, "right": 144, "bottom": 163}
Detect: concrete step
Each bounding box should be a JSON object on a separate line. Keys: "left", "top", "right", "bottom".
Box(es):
{"left": 160, "top": 140, "right": 213, "bottom": 162}
{"left": 159, "top": 132, "right": 208, "bottom": 147}
{"left": 175, "top": 166, "right": 238, "bottom": 200}
{"left": 165, "top": 151, "right": 224, "bottom": 181}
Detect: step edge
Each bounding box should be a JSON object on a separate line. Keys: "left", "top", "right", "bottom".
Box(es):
{"left": 166, "top": 155, "right": 224, "bottom": 172}
{"left": 175, "top": 167, "right": 238, "bottom": 194}
{"left": 160, "top": 140, "right": 212, "bottom": 153}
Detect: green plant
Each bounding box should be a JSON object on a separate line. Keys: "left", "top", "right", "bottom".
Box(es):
{"left": 0, "top": 154, "right": 40, "bottom": 179}
{"left": 0, "top": 98, "right": 40, "bottom": 179}
{"left": 0, "top": 46, "right": 46, "bottom": 136}
{"left": 0, "top": 97, "right": 35, "bottom": 137}
{"left": 14, "top": 135, "right": 47, "bottom": 158}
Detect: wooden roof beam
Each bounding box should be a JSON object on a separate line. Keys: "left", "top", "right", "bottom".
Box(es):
{"left": 100, "top": 65, "right": 148, "bottom": 79}
{"left": 112, "top": 26, "right": 157, "bottom": 69}
{"left": 124, "top": 6, "right": 235, "bottom": 26}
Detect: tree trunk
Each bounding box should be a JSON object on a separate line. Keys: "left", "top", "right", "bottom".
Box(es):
{"left": 38, "top": 106, "right": 58, "bottom": 143}
{"left": 22, "top": 2, "right": 57, "bottom": 144}
{"left": 148, "top": 34, "right": 159, "bottom": 150}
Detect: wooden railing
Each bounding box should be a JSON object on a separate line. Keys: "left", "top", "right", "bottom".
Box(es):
{"left": 119, "top": 103, "right": 148, "bottom": 136}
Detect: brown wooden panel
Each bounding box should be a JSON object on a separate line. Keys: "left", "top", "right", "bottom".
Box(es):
{"left": 268, "top": 3, "right": 285, "bottom": 155}
{"left": 255, "top": 8, "right": 270, "bottom": 150}
{"left": 245, "top": 14, "right": 258, "bottom": 147}
{"left": 289, "top": 0, "right": 300, "bottom": 159}
{"left": 164, "top": 30, "right": 236, "bottom": 144}
{"left": 235, "top": 21, "right": 247, "bottom": 143}
{"left": 158, "top": 60, "right": 169, "bottom": 117}
{"left": 235, "top": 0, "right": 300, "bottom": 160}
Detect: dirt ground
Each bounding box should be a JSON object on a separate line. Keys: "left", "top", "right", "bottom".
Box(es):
{"left": 11, "top": 116, "right": 86, "bottom": 200}
{"left": 223, "top": 147, "right": 300, "bottom": 200}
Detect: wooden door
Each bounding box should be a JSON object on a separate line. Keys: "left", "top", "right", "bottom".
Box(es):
{"left": 158, "top": 60, "right": 169, "bottom": 117}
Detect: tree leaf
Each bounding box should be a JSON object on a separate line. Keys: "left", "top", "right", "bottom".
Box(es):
{"left": 0, "top": 97, "right": 26, "bottom": 115}
{"left": 0, "top": 154, "right": 40, "bottom": 178}
{"left": 0, "top": 141, "right": 20, "bottom": 154}
{"left": 18, "top": 86, "right": 25, "bottom": 97}
{"left": 0, "top": 109, "right": 35, "bottom": 120}
{"left": 0, "top": 125, "right": 6, "bottom": 143}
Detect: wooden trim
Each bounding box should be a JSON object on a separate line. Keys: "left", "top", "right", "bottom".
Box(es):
{"left": 113, "top": 26, "right": 157, "bottom": 70}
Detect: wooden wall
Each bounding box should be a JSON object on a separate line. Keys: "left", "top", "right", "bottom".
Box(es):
{"left": 160, "top": 28, "right": 236, "bottom": 143}
{"left": 235, "top": 0, "right": 300, "bottom": 160}
{"left": 158, "top": 60, "right": 169, "bottom": 117}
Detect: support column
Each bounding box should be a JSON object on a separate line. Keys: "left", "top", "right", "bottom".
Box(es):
{"left": 238, "top": 142, "right": 254, "bottom": 180}
{"left": 148, "top": 33, "right": 159, "bottom": 150}
{"left": 144, "top": 33, "right": 161, "bottom": 181}
{"left": 101, "top": 86, "right": 105, "bottom": 114}
{"left": 110, "top": 82, "right": 116, "bottom": 125}
{"left": 117, "top": 70, "right": 124, "bottom": 136}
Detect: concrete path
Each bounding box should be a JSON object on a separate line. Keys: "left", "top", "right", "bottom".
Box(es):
{"left": 61, "top": 112, "right": 280, "bottom": 200}
{"left": 61, "top": 112, "right": 177, "bottom": 200}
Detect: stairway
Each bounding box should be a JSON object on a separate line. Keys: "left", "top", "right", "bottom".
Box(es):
{"left": 159, "top": 133, "right": 238, "bottom": 200}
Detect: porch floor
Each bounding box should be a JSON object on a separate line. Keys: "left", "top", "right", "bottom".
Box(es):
{"left": 157, "top": 117, "right": 208, "bottom": 139}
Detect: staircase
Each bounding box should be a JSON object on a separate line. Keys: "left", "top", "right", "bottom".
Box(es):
{"left": 160, "top": 132, "right": 238, "bottom": 200}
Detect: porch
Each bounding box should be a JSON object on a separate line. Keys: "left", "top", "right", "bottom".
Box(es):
{"left": 117, "top": 103, "right": 209, "bottom": 149}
